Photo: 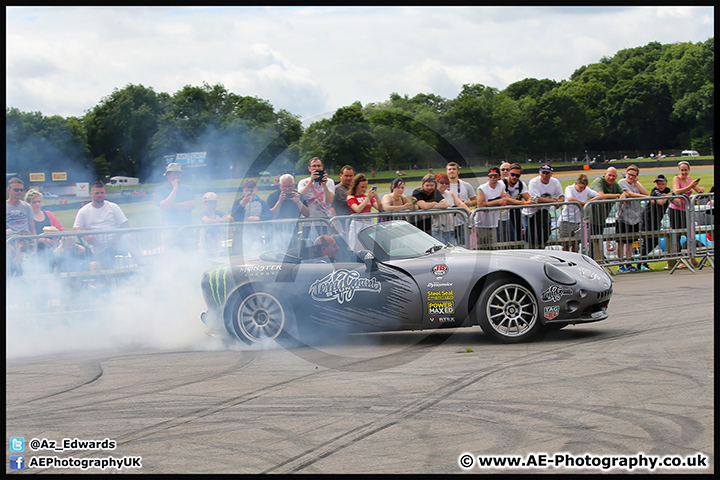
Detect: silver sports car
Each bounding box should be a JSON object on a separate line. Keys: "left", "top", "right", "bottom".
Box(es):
{"left": 200, "top": 220, "right": 612, "bottom": 344}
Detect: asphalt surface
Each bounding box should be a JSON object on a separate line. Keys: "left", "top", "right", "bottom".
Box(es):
{"left": 5, "top": 267, "right": 714, "bottom": 474}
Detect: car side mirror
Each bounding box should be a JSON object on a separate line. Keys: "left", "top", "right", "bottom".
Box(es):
{"left": 356, "top": 249, "right": 378, "bottom": 271}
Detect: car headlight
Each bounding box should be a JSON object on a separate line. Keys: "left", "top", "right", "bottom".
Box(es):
{"left": 582, "top": 254, "right": 602, "bottom": 270}
{"left": 544, "top": 263, "right": 577, "bottom": 285}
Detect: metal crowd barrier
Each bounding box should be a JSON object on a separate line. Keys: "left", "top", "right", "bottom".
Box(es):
{"left": 7, "top": 192, "right": 714, "bottom": 297}
{"left": 581, "top": 193, "right": 714, "bottom": 274}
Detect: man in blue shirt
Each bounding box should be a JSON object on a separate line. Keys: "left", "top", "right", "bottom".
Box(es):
{"left": 154, "top": 163, "right": 195, "bottom": 227}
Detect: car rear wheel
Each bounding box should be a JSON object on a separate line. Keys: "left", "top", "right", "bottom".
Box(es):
{"left": 477, "top": 278, "right": 540, "bottom": 343}
{"left": 225, "top": 288, "right": 291, "bottom": 344}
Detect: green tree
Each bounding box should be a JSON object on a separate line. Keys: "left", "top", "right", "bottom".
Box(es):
{"left": 84, "top": 84, "right": 167, "bottom": 179}
{"left": 601, "top": 74, "right": 675, "bottom": 150}
{"left": 6, "top": 107, "right": 92, "bottom": 178}
{"left": 442, "top": 83, "right": 498, "bottom": 159}
{"left": 321, "top": 102, "right": 375, "bottom": 172}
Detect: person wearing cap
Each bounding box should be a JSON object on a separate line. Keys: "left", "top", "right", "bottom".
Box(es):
{"left": 637, "top": 174, "right": 673, "bottom": 271}
{"left": 668, "top": 160, "right": 705, "bottom": 268}
{"left": 586, "top": 166, "right": 625, "bottom": 259}
{"left": 199, "top": 192, "right": 233, "bottom": 255}
{"left": 231, "top": 178, "right": 271, "bottom": 223}
{"left": 201, "top": 192, "right": 234, "bottom": 224}
{"left": 475, "top": 166, "right": 508, "bottom": 249}
{"left": 522, "top": 163, "right": 564, "bottom": 249}
{"left": 499, "top": 163, "right": 533, "bottom": 243}
{"left": 154, "top": 163, "right": 195, "bottom": 227}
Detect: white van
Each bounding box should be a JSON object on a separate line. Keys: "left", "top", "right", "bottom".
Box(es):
{"left": 106, "top": 176, "right": 140, "bottom": 187}
{"left": 681, "top": 150, "right": 700, "bottom": 157}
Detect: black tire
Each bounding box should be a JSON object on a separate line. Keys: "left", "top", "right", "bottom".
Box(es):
{"left": 224, "top": 287, "right": 293, "bottom": 344}
{"left": 477, "top": 277, "right": 540, "bottom": 343}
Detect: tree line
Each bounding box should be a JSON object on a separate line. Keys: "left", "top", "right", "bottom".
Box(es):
{"left": 6, "top": 38, "right": 714, "bottom": 181}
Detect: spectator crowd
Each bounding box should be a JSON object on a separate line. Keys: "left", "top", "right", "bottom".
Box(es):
{"left": 7, "top": 158, "right": 713, "bottom": 281}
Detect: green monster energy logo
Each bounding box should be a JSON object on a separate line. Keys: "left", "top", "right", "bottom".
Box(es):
{"left": 208, "top": 266, "right": 230, "bottom": 306}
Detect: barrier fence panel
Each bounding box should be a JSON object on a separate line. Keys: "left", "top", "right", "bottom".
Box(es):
{"left": 690, "top": 192, "right": 714, "bottom": 269}
{"left": 468, "top": 201, "right": 582, "bottom": 252}
{"left": 581, "top": 193, "right": 714, "bottom": 274}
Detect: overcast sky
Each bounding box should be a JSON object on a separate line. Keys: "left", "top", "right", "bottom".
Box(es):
{"left": 6, "top": 6, "right": 715, "bottom": 123}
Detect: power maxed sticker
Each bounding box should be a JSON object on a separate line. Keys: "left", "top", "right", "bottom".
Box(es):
{"left": 428, "top": 301, "right": 455, "bottom": 315}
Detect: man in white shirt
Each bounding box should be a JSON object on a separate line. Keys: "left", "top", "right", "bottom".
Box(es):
{"left": 446, "top": 161, "right": 476, "bottom": 245}
{"left": 446, "top": 162, "right": 477, "bottom": 206}
{"left": 522, "top": 163, "right": 564, "bottom": 249}
{"left": 499, "top": 163, "right": 533, "bottom": 242}
{"left": 73, "top": 181, "right": 130, "bottom": 268}
{"left": 559, "top": 174, "right": 598, "bottom": 251}
{"left": 475, "top": 166, "right": 507, "bottom": 249}
{"left": 297, "top": 157, "right": 335, "bottom": 239}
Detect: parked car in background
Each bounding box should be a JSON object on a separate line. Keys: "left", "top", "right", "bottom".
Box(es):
{"left": 681, "top": 150, "right": 700, "bottom": 157}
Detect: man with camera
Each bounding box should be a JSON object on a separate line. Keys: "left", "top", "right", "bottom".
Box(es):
{"left": 268, "top": 174, "right": 310, "bottom": 220}
{"left": 297, "top": 157, "right": 336, "bottom": 240}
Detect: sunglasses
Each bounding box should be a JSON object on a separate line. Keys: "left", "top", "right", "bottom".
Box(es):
{"left": 500, "top": 168, "right": 510, "bottom": 172}
{"left": 488, "top": 174, "right": 500, "bottom": 178}
{"left": 10, "top": 188, "right": 23, "bottom": 192}
{"left": 438, "top": 181, "right": 449, "bottom": 185}
{"left": 509, "top": 173, "right": 521, "bottom": 178}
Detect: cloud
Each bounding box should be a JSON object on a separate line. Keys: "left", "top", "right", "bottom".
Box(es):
{"left": 5, "top": 6, "right": 715, "bottom": 120}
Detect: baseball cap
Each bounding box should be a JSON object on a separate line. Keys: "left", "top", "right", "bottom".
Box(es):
{"left": 654, "top": 174, "right": 668, "bottom": 182}
{"left": 164, "top": 163, "right": 183, "bottom": 175}
{"left": 487, "top": 166, "right": 501, "bottom": 176}
{"left": 203, "top": 192, "right": 218, "bottom": 201}
{"left": 539, "top": 163, "right": 553, "bottom": 173}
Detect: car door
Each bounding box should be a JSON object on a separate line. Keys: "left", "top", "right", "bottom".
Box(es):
{"left": 293, "top": 258, "right": 423, "bottom": 332}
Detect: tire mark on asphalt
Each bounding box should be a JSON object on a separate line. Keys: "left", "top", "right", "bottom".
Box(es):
{"left": 262, "top": 317, "right": 712, "bottom": 473}
{"left": 10, "top": 350, "right": 259, "bottom": 412}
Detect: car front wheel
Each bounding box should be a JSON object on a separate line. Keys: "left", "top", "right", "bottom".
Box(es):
{"left": 477, "top": 278, "right": 540, "bottom": 343}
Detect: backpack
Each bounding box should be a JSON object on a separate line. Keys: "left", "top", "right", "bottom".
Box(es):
{"left": 502, "top": 178, "right": 525, "bottom": 200}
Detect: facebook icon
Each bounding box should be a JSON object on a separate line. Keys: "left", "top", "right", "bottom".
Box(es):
{"left": 10, "top": 455, "right": 25, "bottom": 470}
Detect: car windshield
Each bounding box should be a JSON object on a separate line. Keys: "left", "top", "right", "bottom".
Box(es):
{"left": 358, "top": 220, "right": 446, "bottom": 259}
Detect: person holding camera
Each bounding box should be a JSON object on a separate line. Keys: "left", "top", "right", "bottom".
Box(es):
{"left": 297, "top": 157, "right": 336, "bottom": 240}
{"left": 268, "top": 174, "right": 310, "bottom": 220}
{"left": 298, "top": 157, "right": 335, "bottom": 215}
